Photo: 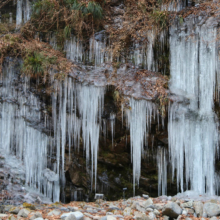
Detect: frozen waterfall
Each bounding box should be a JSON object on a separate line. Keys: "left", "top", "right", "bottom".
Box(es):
{"left": 169, "top": 16, "right": 219, "bottom": 195}
{"left": 0, "top": 61, "right": 59, "bottom": 202}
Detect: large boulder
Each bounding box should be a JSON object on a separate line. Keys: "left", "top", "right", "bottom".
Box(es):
{"left": 203, "top": 202, "right": 220, "bottom": 217}
{"left": 162, "top": 202, "right": 182, "bottom": 218}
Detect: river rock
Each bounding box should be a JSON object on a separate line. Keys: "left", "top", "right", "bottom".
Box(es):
{"left": 68, "top": 207, "right": 79, "bottom": 212}
{"left": 66, "top": 214, "right": 77, "bottom": 220}
{"left": 60, "top": 207, "right": 70, "bottom": 212}
{"left": 210, "top": 217, "right": 218, "bottom": 220}
{"left": 136, "top": 204, "right": 146, "bottom": 213}
{"left": 203, "top": 202, "right": 220, "bottom": 217}
{"left": 9, "top": 215, "right": 17, "bottom": 220}
{"left": 47, "top": 209, "right": 61, "bottom": 216}
{"left": 0, "top": 214, "right": 7, "bottom": 218}
{"left": 4, "top": 205, "right": 13, "bottom": 212}
{"left": 181, "top": 200, "right": 193, "bottom": 208}
{"left": 30, "top": 211, "right": 43, "bottom": 220}
{"left": 193, "top": 201, "right": 203, "bottom": 217}
{"left": 162, "top": 216, "right": 169, "bottom": 220}
{"left": 153, "top": 209, "right": 160, "bottom": 216}
{"left": 146, "top": 208, "right": 153, "bottom": 212}
{"left": 34, "top": 218, "right": 44, "bottom": 220}
{"left": 185, "top": 208, "right": 194, "bottom": 215}
{"left": 9, "top": 206, "right": 20, "bottom": 214}
{"left": 18, "top": 208, "right": 30, "bottom": 218}
{"left": 131, "top": 201, "right": 138, "bottom": 209}
{"left": 146, "top": 212, "right": 155, "bottom": 220}
{"left": 123, "top": 207, "right": 131, "bottom": 216}
{"left": 61, "top": 211, "right": 84, "bottom": 220}
{"left": 182, "top": 209, "right": 188, "bottom": 216}
{"left": 106, "top": 216, "right": 116, "bottom": 220}
{"left": 142, "top": 194, "right": 149, "bottom": 199}
{"left": 162, "top": 202, "right": 182, "bottom": 218}
{"left": 142, "top": 199, "right": 153, "bottom": 209}
{"left": 154, "top": 204, "right": 163, "bottom": 210}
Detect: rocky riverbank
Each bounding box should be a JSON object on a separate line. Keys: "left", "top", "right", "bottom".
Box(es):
{"left": 1, "top": 193, "right": 220, "bottom": 220}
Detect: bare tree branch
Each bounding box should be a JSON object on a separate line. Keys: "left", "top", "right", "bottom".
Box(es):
{"left": 0, "top": 0, "right": 15, "bottom": 9}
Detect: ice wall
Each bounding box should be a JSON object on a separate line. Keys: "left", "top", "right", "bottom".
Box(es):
{"left": 0, "top": 61, "right": 59, "bottom": 202}
{"left": 169, "top": 16, "right": 219, "bottom": 194}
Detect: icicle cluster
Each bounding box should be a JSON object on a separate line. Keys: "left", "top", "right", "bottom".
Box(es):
{"left": 16, "top": 0, "right": 31, "bottom": 28}
{"left": 65, "top": 37, "right": 84, "bottom": 63}
{"left": 0, "top": 62, "right": 59, "bottom": 202}
{"left": 65, "top": 31, "right": 167, "bottom": 72}
{"left": 126, "top": 98, "right": 156, "bottom": 195}
{"left": 51, "top": 76, "right": 105, "bottom": 192}
{"left": 169, "top": 17, "right": 219, "bottom": 195}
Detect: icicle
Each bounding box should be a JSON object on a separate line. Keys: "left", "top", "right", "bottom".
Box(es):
{"left": 76, "top": 83, "right": 105, "bottom": 191}
{"left": 157, "top": 147, "right": 167, "bottom": 196}
{"left": 65, "top": 37, "right": 84, "bottom": 62}
{"left": 110, "top": 113, "right": 115, "bottom": 148}
{"left": 126, "top": 98, "right": 155, "bottom": 195}
{"left": 16, "top": 0, "right": 23, "bottom": 28}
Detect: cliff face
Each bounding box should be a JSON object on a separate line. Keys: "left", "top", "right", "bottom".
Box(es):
{"left": 1, "top": 0, "right": 220, "bottom": 205}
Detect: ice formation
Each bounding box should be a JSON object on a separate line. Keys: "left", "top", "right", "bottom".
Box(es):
{"left": 51, "top": 76, "right": 105, "bottom": 192}
{"left": 65, "top": 37, "right": 84, "bottom": 63}
{"left": 157, "top": 147, "right": 167, "bottom": 196}
{"left": 65, "top": 31, "right": 167, "bottom": 72}
{"left": 168, "top": 17, "right": 219, "bottom": 194}
{"left": 126, "top": 98, "right": 156, "bottom": 195}
{"left": 0, "top": 61, "right": 59, "bottom": 202}
{"left": 16, "top": 0, "right": 31, "bottom": 28}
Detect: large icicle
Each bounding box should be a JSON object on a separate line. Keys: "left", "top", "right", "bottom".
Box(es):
{"left": 126, "top": 98, "right": 155, "bottom": 195}
{"left": 16, "top": 0, "right": 23, "bottom": 28}
{"left": 157, "top": 147, "right": 167, "bottom": 196}
{"left": 76, "top": 83, "right": 105, "bottom": 191}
